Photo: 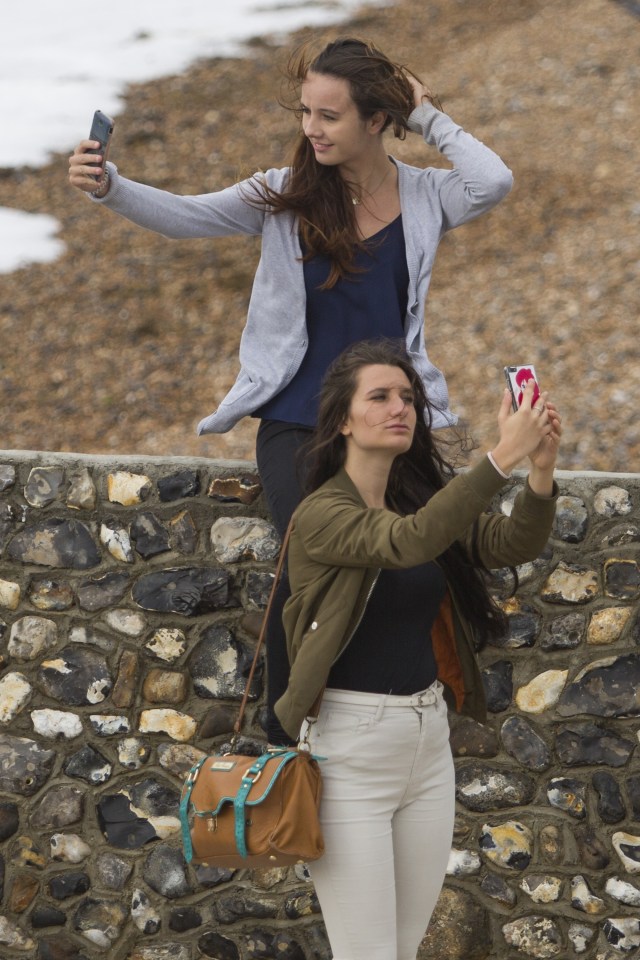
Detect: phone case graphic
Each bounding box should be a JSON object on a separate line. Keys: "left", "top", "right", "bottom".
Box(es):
{"left": 504, "top": 365, "right": 540, "bottom": 412}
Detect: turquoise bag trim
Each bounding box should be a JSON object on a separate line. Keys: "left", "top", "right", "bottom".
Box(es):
{"left": 180, "top": 749, "right": 324, "bottom": 863}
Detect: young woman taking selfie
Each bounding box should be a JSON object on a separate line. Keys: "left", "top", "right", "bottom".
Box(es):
{"left": 275, "top": 338, "right": 561, "bottom": 960}
{"left": 68, "top": 36, "right": 514, "bottom": 743}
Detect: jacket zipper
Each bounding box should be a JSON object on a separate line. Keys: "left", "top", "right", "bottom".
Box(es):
{"left": 330, "top": 569, "right": 380, "bottom": 666}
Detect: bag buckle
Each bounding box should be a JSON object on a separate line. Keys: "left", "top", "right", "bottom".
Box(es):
{"left": 299, "top": 717, "right": 317, "bottom": 750}
{"left": 242, "top": 768, "right": 263, "bottom": 786}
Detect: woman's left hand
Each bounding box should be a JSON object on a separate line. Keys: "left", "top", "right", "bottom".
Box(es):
{"left": 406, "top": 74, "right": 441, "bottom": 111}
{"left": 528, "top": 401, "right": 562, "bottom": 471}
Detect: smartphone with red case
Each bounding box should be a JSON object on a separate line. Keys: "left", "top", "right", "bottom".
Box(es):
{"left": 503, "top": 365, "right": 541, "bottom": 412}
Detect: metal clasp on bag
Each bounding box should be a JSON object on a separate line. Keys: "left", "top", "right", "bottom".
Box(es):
{"left": 242, "top": 768, "right": 263, "bottom": 786}
{"left": 207, "top": 816, "right": 218, "bottom": 833}
{"left": 299, "top": 717, "right": 317, "bottom": 750}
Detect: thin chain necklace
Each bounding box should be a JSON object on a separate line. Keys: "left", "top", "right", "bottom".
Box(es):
{"left": 350, "top": 164, "right": 392, "bottom": 205}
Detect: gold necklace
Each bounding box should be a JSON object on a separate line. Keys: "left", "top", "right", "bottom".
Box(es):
{"left": 351, "top": 165, "right": 392, "bottom": 205}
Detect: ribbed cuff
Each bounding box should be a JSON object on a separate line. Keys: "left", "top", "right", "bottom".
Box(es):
{"left": 487, "top": 451, "right": 511, "bottom": 480}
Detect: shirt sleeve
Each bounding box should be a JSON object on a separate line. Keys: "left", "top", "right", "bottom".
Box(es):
{"left": 90, "top": 161, "right": 270, "bottom": 239}
{"left": 294, "top": 457, "right": 507, "bottom": 570}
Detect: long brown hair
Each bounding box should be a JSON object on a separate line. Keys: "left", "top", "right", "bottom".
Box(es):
{"left": 302, "top": 339, "right": 508, "bottom": 648}
{"left": 247, "top": 37, "right": 424, "bottom": 288}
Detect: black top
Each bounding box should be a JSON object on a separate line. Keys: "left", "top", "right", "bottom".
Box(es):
{"left": 255, "top": 215, "right": 409, "bottom": 425}
{"left": 327, "top": 560, "right": 447, "bottom": 694}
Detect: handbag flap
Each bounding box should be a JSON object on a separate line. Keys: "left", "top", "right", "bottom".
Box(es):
{"left": 191, "top": 750, "right": 300, "bottom": 816}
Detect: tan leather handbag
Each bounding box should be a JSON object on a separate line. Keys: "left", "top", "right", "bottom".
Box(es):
{"left": 179, "top": 523, "right": 324, "bottom": 868}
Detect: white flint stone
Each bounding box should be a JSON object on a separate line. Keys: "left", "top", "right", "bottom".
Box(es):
{"left": 521, "top": 875, "right": 563, "bottom": 903}
{"left": 573, "top": 656, "right": 620, "bottom": 684}
{"left": 117, "top": 737, "right": 150, "bottom": 769}
{"left": 594, "top": 486, "right": 632, "bottom": 516}
{"left": 40, "top": 657, "right": 72, "bottom": 674}
{"left": 0, "top": 915, "right": 36, "bottom": 950}
{"left": 446, "top": 848, "right": 481, "bottom": 876}
{"left": 69, "top": 625, "right": 115, "bottom": 651}
{"left": 145, "top": 628, "right": 187, "bottom": 662}
{"left": 25, "top": 466, "right": 64, "bottom": 507}
{"left": 100, "top": 523, "right": 134, "bottom": 563}
{"left": 0, "top": 578, "right": 20, "bottom": 610}
{"left": 31, "top": 709, "right": 83, "bottom": 739}
{"left": 50, "top": 833, "right": 92, "bottom": 863}
{"left": 90, "top": 715, "right": 131, "bottom": 736}
{"left": 587, "top": 607, "right": 633, "bottom": 645}
{"left": 515, "top": 670, "right": 568, "bottom": 713}
{"left": 129, "top": 804, "right": 181, "bottom": 839}
{"left": 480, "top": 821, "right": 533, "bottom": 869}
{"left": 515, "top": 560, "right": 536, "bottom": 584}
{"left": 543, "top": 562, "right": 599, "bottom": 603}
{"left": 613, "top": 833, "right": 640, "bottom": 874}
{"left": 82, "top": 929, "right": 112, "bottom": 948}
{"left": 107, "top": 471, "right": 152, "bottom": 506}
{"left": 605, "top": 876, "right": 640, "bottom": 906}
{"left": 502, "top": 915, "right": 561, "bottom": 957}
{"left": 571, "top": 874, "right": 605, "bottom": 914}
{"left": 8, "top": 615, "right": 57, "bottom": 660}
{"left": 603, "top": 917, "right": 640, "bottom": 951}
{"left": 210, "top": 516, "right": 279, "bottom": 563}
{"left": 87, "top": 678, "right": 111, "bottom": 704}
{"left": 139, "top": 709, "right": 197, "bottom": 742}
{"left": 67, "top": 468, "right": 97, "bottom": 510}
{"left": 568, "top": 922, "right": 595, "bottom": 954}
{"left": 131, "top": 888, "right": 161, "bottom": 934}
{"left": 157, "top": 742, "right": 207, "bottom": 776}
{"left": 0, "top": 672, "right": 32, "bottom": 722}
{"left": 104, "top": 608, "right": 146, "bottom": 636}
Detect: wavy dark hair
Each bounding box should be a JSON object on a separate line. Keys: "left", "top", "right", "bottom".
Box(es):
{"left": 247, "top": 36, "right": 436, "bottom": 288}
{"left": 302, "top": 339, "right": 507, "bottom": 648}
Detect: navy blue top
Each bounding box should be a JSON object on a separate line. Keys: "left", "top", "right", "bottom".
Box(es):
{"left": 328, "top": 560, "right": 447, "bottom": 694}
{"left": 255, "top": 215, "right": 409, "bottom": 426}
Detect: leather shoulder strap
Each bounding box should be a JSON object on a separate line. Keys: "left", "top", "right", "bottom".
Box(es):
{"left": 233, "top": 519, "right": 293, "bottom": 739}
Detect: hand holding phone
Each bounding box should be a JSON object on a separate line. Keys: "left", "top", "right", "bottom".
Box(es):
{"left": 503, "top": 365, "right": 541, "bottom": 413}
{"left": 86, "top": 109, "right": 114, "bottom": 181}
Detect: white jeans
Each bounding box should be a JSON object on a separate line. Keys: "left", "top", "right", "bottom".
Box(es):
{"left": 303, "top": 682, "right": 455, "bottom": 960}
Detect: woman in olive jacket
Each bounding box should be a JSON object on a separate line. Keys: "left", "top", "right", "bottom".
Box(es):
{"left": 275, "top": 339, "right": 561, "bottom": 960}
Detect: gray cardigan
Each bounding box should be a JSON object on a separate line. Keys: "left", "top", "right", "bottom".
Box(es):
{"left": 94, "top": 103, "right": 512, "bottom": 433}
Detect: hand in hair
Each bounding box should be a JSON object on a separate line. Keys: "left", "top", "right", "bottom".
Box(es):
{"left": 406, "top": 73, "right": 442, "bottom": 112}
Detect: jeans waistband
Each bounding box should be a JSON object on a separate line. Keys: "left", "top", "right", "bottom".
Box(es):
{"left": 321, "top": 680, "right": 442, "bottom": 710}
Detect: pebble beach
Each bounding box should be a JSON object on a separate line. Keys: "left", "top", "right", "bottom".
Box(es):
{"left": 0, "top": 0, "right": 638, "bottom": 473}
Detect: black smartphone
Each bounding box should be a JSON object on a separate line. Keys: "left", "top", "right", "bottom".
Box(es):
{"left": 86, "top": 109, "right": 114, "bottom": 181}
{"left": 503, "top": 365, "right": 541, "bottom": 413}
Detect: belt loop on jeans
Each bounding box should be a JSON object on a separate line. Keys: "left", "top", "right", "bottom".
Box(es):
{"left": 374, "top": 695, "right": 387, "bottom": 722}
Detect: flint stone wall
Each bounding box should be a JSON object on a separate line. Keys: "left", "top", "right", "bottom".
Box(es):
{"left": 0, "top": 450, "right": 639, "bottom": 960}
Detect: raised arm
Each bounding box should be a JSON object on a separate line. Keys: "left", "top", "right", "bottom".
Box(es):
{"left": 68, "top": 140, "right": 268, "bottom": 239}
{"left": 294, "top": 381, "right": 560, "bottom": 570}
{"left": 405, "top": 75, "right": 513, "bottom": 228}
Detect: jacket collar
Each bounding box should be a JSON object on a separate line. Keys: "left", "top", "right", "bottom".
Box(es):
{"left": 320, "top": 466, "right": 367, "bottom": 505}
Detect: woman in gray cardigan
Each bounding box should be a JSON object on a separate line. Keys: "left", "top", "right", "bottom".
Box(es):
{"left": 279, "top": 339, "right": 561, "bottom": 960}
{"left": 68, "top": 36, "right": 513, "bottom": 742}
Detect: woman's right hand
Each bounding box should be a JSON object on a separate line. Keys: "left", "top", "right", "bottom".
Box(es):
{"left": 490, "top": 380, "right": 555, "bottom": 476}
{"left": 68, "top": 141, "right": 110, "bottom": 196}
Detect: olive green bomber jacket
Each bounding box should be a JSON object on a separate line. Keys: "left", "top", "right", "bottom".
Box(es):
{"left": 275, "top": 456, "right": 558, "bottom": 740}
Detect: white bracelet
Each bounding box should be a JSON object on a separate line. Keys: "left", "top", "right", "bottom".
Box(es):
{"left": 91, "top": 169, "right": 110, "bottom": 198}
{"left": 487, "top": 451, "right": 511, "bottom": 480}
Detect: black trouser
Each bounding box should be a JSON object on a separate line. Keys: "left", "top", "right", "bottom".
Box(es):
{"left": 255, "top": 419, "right": 314, "bottom": 744}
